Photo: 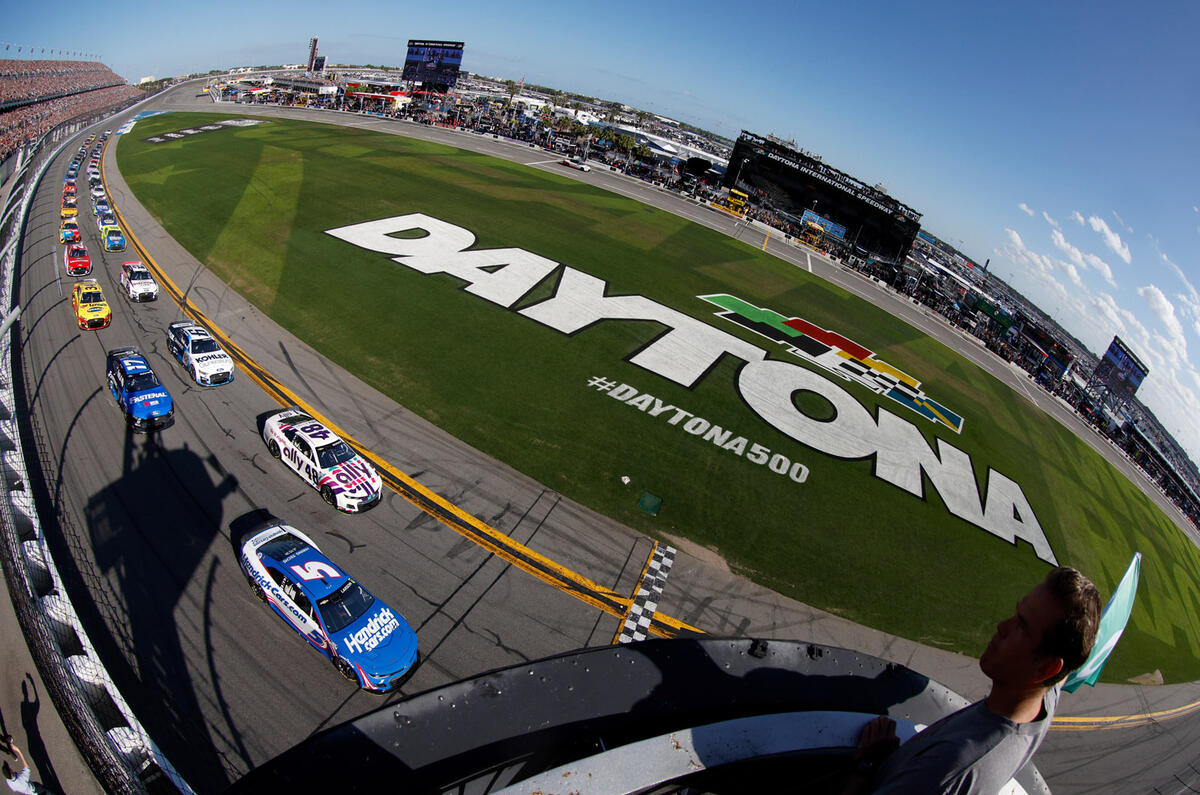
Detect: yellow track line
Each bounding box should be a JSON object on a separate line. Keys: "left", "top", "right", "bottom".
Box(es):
{"left": 102, "top": 135, "right": 701, "bottom": 639}
{"left": 1051, "top": 696, "right": 1200, "bottom": 731}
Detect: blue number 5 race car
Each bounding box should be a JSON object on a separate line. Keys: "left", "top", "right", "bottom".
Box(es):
{"left": 240, "top": 518, "right": 419, "bottom": 692}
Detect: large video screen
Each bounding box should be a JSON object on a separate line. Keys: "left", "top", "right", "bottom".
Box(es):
{"left": 1094, "top": 336, "right": 1148, "bottom": 401}
{"left": 401, "top": 40, "right": 464, "bottom": 87}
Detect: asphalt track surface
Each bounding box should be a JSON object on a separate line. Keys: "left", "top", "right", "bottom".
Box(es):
{"left": 12, "top": 83, "right": 1200, "bottom": 793}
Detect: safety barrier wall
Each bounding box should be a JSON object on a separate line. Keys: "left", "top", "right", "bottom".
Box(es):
{"left": 0, "top": 100, "right": 194, "bottom": 795}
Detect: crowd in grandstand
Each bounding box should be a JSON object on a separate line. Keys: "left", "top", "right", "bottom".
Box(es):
{"left": 0, "top": 60, "right": 143, "bottom": 162}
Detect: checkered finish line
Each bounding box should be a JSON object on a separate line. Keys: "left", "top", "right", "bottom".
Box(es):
{"left": 617, "top": 543, "right": 677, "bottom": 644}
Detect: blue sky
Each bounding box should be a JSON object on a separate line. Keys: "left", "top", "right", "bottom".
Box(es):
{"left": 7, "top": 0, "right": 1199, "bottom": 463}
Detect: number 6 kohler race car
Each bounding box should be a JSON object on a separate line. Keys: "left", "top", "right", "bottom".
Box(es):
{"left": 261, "top": 407, "right": 383, "bottom": 513}
{"left": 239, "top": 518, "right": 419, "bottom": 692}
{"left": 166, "top": 321, "right": 235, "bottom": 385}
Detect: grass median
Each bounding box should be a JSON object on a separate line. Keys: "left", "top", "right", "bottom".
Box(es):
{"left": 116, "top": 111, "right": 1200, "bottom": 682}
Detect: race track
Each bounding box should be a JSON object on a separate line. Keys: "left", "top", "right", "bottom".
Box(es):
{"left": 12, "top": 82, "right": 1200, "bottom": 793}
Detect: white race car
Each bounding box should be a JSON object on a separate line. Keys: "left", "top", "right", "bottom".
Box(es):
{"left": 262, "top": 408, "right": 383, "bottom": 513}
{"left": 119, "top": 261, "right": 159, "bottom": 302}
{"left": 166, "top": 321, "right": 235, "bottom": 385}
{"left": 561, "top": 158, "right": 591, "bottom": 172}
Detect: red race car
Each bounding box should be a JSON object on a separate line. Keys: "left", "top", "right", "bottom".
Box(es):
{"left": 65, "top": 243, "right": 92, "bottom": 276}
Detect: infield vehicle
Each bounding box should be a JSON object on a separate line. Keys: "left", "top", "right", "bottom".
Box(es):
{"left": 261, "top": 407, "right": 383, "bottom": 513}
{"left": 102, "top": 225, "right": 126, "bottom": 252}
{"left": 105, "top": 347, "right": 174, "bottom": 432}
{"left": 166, "top": 321, "right": 234, "bottom": 385}
{"left": 70, "top": 279, "right": 111, "bottom": 329}
{"left": 59, "top": 218, "right": 81, "bottom": 244}
{"left": 119, "top": 261, "right": 158, "bottom": 302}
{"left": 239, "top": 518, "right": 418, "bottom": 692}
{"left": 64, "top": 243, "right": 91, "bottom": 276}
{"left": 561, "top": 158, "right": 591, "bottom": 172}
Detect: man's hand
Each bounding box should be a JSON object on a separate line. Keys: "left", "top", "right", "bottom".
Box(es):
{"left": 855, "top": 715, "right": 899, "bottom": 763}
{"left": 843, "top": 715, "right": 900, "bottom": 795}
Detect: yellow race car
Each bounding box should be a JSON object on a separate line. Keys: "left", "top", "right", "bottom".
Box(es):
{"left": 71, "top": 279, "right": 112, "bottom": 330}
{"left": 61, "top": 197, "right": 78, "bottom": 218}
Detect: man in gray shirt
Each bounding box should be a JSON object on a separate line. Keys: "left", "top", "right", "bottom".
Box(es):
{"left": 846, "top": 566, "right": 1101, "bottom": 794}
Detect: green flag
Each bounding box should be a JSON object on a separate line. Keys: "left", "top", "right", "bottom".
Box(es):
{"left": 1064, "top": 552, "right": 1141, "bottom": 693}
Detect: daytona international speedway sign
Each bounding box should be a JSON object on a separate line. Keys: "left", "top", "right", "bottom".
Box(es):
{"left": 326, "top": 214, "right": 1057, "bottom": 565}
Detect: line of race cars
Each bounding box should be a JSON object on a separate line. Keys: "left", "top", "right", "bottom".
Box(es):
{"left": 59, "top": 127, "right": 416, "bottom": 691}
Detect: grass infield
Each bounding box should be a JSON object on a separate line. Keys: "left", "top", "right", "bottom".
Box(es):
{"left": 116, "top": 112, "right": 1200, "bottom": 682}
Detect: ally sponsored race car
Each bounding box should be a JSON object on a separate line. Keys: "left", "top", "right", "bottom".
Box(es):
{"left": 262, "top": 407, "right": 382, "bottom": 513}
{"left": 239, "top": 519, "right": 418, "bottom": 691}
{"left": 105, "top": 347, "right": 175, "bottom": 432}
{"left": 166, "top": 321, "right": 234, "bottom": 385}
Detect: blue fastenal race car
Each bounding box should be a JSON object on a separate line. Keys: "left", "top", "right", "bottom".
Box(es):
{"left": 105, "top": 347, "right": 175, "bottom": 432}
{"left": 240, "top": 519, "right": 419, "bottom": 692}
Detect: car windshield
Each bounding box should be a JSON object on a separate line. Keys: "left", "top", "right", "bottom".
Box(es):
{"left": 79, "top": 292, "right": 102, "bottom": 304}
{"left": 126, "top": 372, "right": 160, "bottom": 392}
{"left": 191, "top": 338, "right": 220, "bottom": 354}
{"left": 130, "top": 269, "right": 151, "bottom": 282}
{"left": 317, "top": 440, "right": 357, "bottom": 469}
{"left": 318, "top": 579, "right": 375, "bottom": 634}
{"left": 69, "top": 248, "right": 85, "bottom": 257}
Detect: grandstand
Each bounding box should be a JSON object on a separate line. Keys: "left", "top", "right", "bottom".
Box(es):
{"left": 0, "top": 59, "right": 143, "bottom": 164}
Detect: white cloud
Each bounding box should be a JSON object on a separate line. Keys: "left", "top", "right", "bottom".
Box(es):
{"left": 1082, "top": 253, "right": 1117, "bottom": 288}
{"left": 1162, "top": 253, "right": 1200, "bottom": 323}
{"left": 1087, "top": 215, "right": 1132, "bottom": 264}
{"left": 1137, "top": 284, "right": 1188, "bottom": 367}
{"left": 1002, "top": 228, "right": 1055, "bottom": 274}
{"left": 1061, "top": 261, "right": 1084, "bottom": 288}
{"left": 1018, "top": 202, "right": 1035, "bottom": 216}
{"left": 1049, "top": 229, "right": 1117, "bottom": 288}
{"left": 1112, "top": 210, "right": 1132, "bottom": 234}
{"left": 1051, "top": 228, "right": 1086, "bottom": 268}
{"left": 1070, "top": 211, "right": 1085, "bottom": 225}
{"left": 1042, "top": 211, "right": 1059, "bottom": 228}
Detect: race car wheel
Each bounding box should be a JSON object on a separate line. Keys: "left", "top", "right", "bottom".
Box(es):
{"left": 333, "top": 657, "right": 357, "bottom": 683}
{"left": 250, "top": 582, "right": 266, "bottom": 603}
{"left": 320, "top": 485, "right": 336, "bottom": 506}
{"left": 189, "top": 364, "right": 198, "bottom": 383}
{"left": 267, "top": 439, "right": 280, "bottom": 459}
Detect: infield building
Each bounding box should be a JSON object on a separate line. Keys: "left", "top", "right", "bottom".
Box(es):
{"left": 723, "top": 131, "right": 922, "bottom": 264}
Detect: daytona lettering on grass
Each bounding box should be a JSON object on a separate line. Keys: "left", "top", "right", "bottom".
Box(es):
{"left": 588, "top": 376, "right": 809, "bottom": 484}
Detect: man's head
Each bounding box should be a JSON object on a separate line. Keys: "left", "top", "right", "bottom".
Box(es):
{"left": 980, "top": 567, "right": 1101, "bottom": 688}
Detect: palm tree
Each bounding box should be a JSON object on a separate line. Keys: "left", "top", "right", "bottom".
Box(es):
{"left": 634, "top": 109, "right": 650, "bottom": 128}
